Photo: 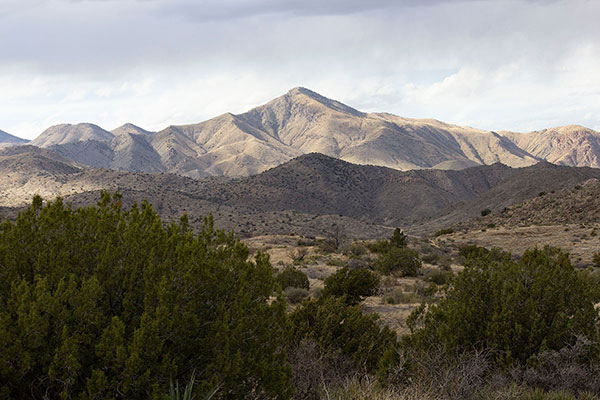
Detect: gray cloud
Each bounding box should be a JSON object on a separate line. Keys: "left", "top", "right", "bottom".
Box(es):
{"left": 0, "top": 0, "right": 598, "bottom": 138}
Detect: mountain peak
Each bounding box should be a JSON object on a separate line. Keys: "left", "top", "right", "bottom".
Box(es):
{"left": 111, "top": 123, "right": 153, "bottom": 136}
{"left": 32, "top": 123, "right": 114, "bottom": 148}
{"left": 282, "top": 87, "right": 364, "bottom": 117}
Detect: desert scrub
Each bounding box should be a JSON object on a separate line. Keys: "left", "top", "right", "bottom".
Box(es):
{"left": 322, "top": 267, "right": 379, "bottom": 305}
{"left": 424, "top": 269, "right": 453, "bottom": 286}
{"left": 284, "top": 287, "right": 310, "bottom": 304}
{"left": 434, "top": 228, "right": 454, "bottom": 237}
{"left": 277, "top": 266, "right": 310, "bottom": 290}
{"left": 384, "top": 288, "right": 421, "bottom": 304}
{"left": 406, "top": 247, "right": 599, "bottom": 367}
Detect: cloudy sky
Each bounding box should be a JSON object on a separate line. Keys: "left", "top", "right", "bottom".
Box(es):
{"left": 1, "top": 0, "right": 598, "bottom": 139}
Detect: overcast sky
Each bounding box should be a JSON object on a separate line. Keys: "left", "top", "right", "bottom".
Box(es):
{"left": 1, "top": 0, "right": 599, "bottom": 139}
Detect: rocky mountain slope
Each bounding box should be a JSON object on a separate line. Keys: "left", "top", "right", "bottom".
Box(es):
{"left": 469, "top": 178, "right": 600, "bottom": 228}
{"left": 414, "top": 161, "right": 600, "bottom": 234}
{"left": 500, "top": 125, "right": 600, "bottom": 168}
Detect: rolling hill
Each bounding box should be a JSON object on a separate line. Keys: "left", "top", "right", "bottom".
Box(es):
{"left": 3, "top": 146, "right": 600, "bottom": 238}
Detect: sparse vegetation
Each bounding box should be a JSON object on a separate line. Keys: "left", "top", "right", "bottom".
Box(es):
{"left": 4, "top": 189, "right": 600, "bottom": 399}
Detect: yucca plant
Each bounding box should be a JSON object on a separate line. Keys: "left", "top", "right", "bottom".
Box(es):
{"left": 169, "top": 370, "right": 219, "bottom": 400}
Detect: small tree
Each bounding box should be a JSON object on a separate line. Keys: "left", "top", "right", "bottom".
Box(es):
{"left": 322, "top": 267, "right": 379, "bottom": 305}
{"left": 390, "top": 228, "right": 407, "bottom": 248}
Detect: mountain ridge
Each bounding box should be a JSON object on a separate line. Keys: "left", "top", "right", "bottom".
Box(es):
{"left": 16, "top": 87, "right": 600, "bottom": 177}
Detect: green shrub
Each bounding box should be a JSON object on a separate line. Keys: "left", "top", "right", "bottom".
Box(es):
{"left": 317, "top": 239, "right": 338, "bottom": 253}
{"left": 384, "top": 289, "right": 420, "bottom": 304}
{"left": 480, "top": 208, "right": 492, "bottom": 216}
{"left": 368, "top": 228, "right": 407, "bottom": 254}
{"left": 277, "top": 266, "right": 310, "bottom": 290}
{"left": 434, "top": 228, "right": 454, "bottom": 237}
{"left": 345, "top": 242, "right": 368, "bottom": 257}
{"left": 322, "top": 267, "right": 379, "bottom": 305}
{"left": 375, "top": 246, "right": 421, "bottom": 276}
{"left": 425, "top": 269, "right": 453, "bottom": 286}
{"left": 593, "top": 253, "right": 600, "bottom": 269}
{"left": 406, "top": 247, "right": 599, "bottom": 367}
{"left": 367, "top": 239, "right": 391, "bottom": 254}
{"left": 284, "top": 287, "right": 309, "bottom": 304}
{"left": 288, "top": 296, "right": 397, "bottom": 372}
{"left": 458, "top": 244, "right": 509, "bottom": 263}
{"left": 0, "top": 193, "right": 293, "bottom": 399}
{"left": 390, "top": 228, "right": 408, "bottom": 247}
{"left": 326, "top": 256, "right": 346, "bottom": 266}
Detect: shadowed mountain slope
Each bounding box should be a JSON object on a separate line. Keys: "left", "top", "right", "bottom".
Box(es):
{"left": 2, "top": 147, "right": 600, "bottom": 238}
{"left": 0, "top": 129, "right": 28, "bottom": 146}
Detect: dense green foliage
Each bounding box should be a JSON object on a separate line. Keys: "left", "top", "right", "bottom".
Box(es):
{"left": 375, "top": 246, "right": 421, "bottom": 276}
{"left": 593, "top": 252, "right": 600, "bottom": 268}
{"left": 322, "top": 267, "right": 379, "bottom": 305}
{"left": 406, "top": 247, "right": 599, "bottom": 366}
{"left": 288, "top": 296, "right": 397, "bottom": 373}
{"left": 369, "top": 229, "right": 421, "bottom": 277}
{"left": 458, "top": 244, "right": 509, "bottom": 262}
{"left": 277, "top": 266, "right": 310, "bottom": 290}
{"left": 368, "top": 228, "right": 407, "bottom": 254}
{"left": 0, "top": 193, "right": 292, "bottom": 399}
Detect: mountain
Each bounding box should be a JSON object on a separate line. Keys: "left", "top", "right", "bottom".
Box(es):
{"left": 31, "top": 123, "right": 114, "bottom": 147}
{"left": 5, "top": 146, "right": 600, "bottom": 239}
{"left": 152, "top": 87, "right": 538, "bottom": 176}
{"left": 194, "top": 153, "right": 515, "bottom": 226}
{"left": 111, "top": 132, "right": 165, "bottom": 172}
{"left": 26, "top": 88, "right": 600, "bottom": 178}
{"left": 111, "top": 123, "right": 153, "bottom": 136}
{"left": 30, "top": 123, "right": 164, "bottom": 173}
{"left": 499, "top": 125, "right": 600, "bottom": 168}
{"left": 0, "top": 129, "right": 28, "bottom": 147}
{"left": 460, "top": 178, "right": 600, "bottom": 228}
{"left": 414, "top": 161, "right": 600, "bottom": 234}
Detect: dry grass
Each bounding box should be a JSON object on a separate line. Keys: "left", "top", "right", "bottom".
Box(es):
{"left": 444, "top": 224, "right": 600, "bottom": 266}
